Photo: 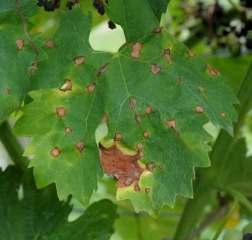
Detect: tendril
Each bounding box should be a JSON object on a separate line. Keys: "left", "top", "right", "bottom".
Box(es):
{"left": 15, "top": 0, "right": 38, "bottom": 75}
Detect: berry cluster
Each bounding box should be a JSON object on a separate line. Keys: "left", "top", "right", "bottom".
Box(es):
{"left": 37, "top": 0, "right": 79, "bottom": 12}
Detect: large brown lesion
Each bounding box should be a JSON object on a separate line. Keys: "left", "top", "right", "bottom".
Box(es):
{"left": 99, "top": 143, "right": 144, "bottom": 190}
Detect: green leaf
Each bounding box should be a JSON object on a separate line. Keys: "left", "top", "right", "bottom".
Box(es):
{"left": 0, "top": 0, "right": 45, "bottom": 121}
{"left": 13, "top": 8, "right": 238, "bottom": 217}
{"left": 0, "top": 166, "right": 117, "bottom": 240}
{"left": 147, "top": 0, "right": 171, "bottom": 21}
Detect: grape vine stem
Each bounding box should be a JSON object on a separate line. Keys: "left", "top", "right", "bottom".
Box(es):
{"left": 15, "top": 0, "right": 38, "bottom": 75}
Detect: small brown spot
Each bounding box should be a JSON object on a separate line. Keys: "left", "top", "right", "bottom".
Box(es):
{"left": 163, "top": 49, "right": 173, "bottom": 65}
{"left": 114, "top": 133, "right": 122, "bottom": 141}
{"left": 102, "top": 113, "right": 108, "bottom": 122}
{"left": 136, "top": 142, "right": 143, "bottom": 150}
{"left": 187, "top": 50, "right": 195, "bottom": 57}
{"left": 87, "top": 83, "right": 96, "bottom": 94}
{"left": 146, "top": 162, "right": 155, "bottom": 172}
{"left": 74, "top": 56, "right": 85, "bottom": 66}
{"left": 134, "top": 184, "right": 140, "bottom": 191}
{"left": 220, "top": 112, "right": 226, "bottom": 118}
{"left": 145, "top": 106, "right": 152, "bottom": 114}
{"left": 145, "top": 188, "right": 150, "bottom": 193}
{"left": 65, "top": 127, "right": 72, "bottom": 134}
{"left": 177, "top": 78, "right": 182, "bottom": 83}
{"left": 159, "top": 165, "right": 163, "bottom": 169}
{"left": 139, "top": 151, "right": 145, "bottom": 158}
{"left": 15, "top": 38, "right": 24, "bottom": 50}
{"left": 46, "top": 40, "right": 54, "bottom": 49}
{"left": 130, "top": 42, "right": 143, "bottom": 59}
{"left": 153, "top": 26, "right": 163, "bottom": 33}
{"left": 4, "top": 88, "right": 10, "bottom": 94}
{"left": 50, "top": 147, "right": 61, "bottom": 157}
{"left": 129, "top": 98, "right": 137, "bottom": 111}
{"left": 143, "top": 131, "right": 149, "bottom": 138}
{"left": 166, "top": 120, "right": 180, "bottom": 135}
{"left": 207, "top": 65, "right": 218, "bottom": 76}
{"left": 75, "top": 140, "right": 84, "bottom": 153}
{"left": 60, "top": 79, "right": 72, "bottom": 92}
{"left": 97, "top": 63, "right": 109, "bottom": 76}
{"left": 56, "top": 107, "right": 66, "bottom": 117}
{"left": 150, "top": 64, "right": 162, "bottom": 74}
{"left": 135, "top": 115, "right": 141, "bottom": 122}
{"left": 198, "top": 86, "right": 205, "bottom": 93}
{"left": 195, "top": 105, "right": 204, "bottom": 113}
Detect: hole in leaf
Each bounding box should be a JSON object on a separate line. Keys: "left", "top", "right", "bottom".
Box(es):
{"left": 130, "top": 42, "right": 143, "bottom": 59}
{"left": 150, "top": 64, "right": 162, "bottom": 74}
{"left": 145, "top": 188, "right": 150, "bottom": 193}
{"left": 146, "top": 162, "right": 155, "bottom": 172}
{"left": 187, "top": 50, "right": 195, "bottom": 57}
{"left": 220, "top": 112, "right": 226, "bottom": 118}
{"left": 4, "top": 88, "right": 10, "bottom": 94}
{"left": 87, "top": 83, "right": 96, "bottom": 94}
{"left": 198, "top": 86, "right": 205, "bottom": 93}
{"left": 153, "top": 26, "right": 163, "bottom": 33}
{"left": 163, "top": 49, "right": 173, "bottom": 65}
{"left": 143, "top": 131, "right": 149, "bottom": 138}
{"left": 60, "top": 79, "right": 72, "bottom": 92}
{"left": 145, "top": 106, "right": 152, "bottom": 114}
{"left": 75, "top": 140, "right": 84, "bottom": 153}
{"left": 166, "top": 120, "right": 180, "bottom": 135}
{"left": 74, "top": 56, "right": 85, "bottom": 66}
{"left": 65, "top": 127, "right": 72, "bottom": 134}
{"left": 56, "top": 107, "right": 66, "bottom": 117}
{"left": 50, "top": 147, "right": 61, "bottom": 157}
{"left": 97, "top": 63, "right": 109, "bottom": 76}
{"left": 129, "top": 98, "right": 137, "bottom": 111}
{"left": 195, "top": 105, "right": 204, "bottom": 113}
{"left": 46, "top": 40, "right": 54, "bottom": 49}
{"left": 15, "top": 38, "right": 24, "bottom": 50}
{"left": 114, "top": 133, "right": 122, "bottom": 141}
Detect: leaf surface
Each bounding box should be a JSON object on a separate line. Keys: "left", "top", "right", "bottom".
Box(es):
{"left": 0, "top": 166, "right": 117, "bottom": 240}
{"left": 13, "top": 5, "right": 238, "bottom": 217}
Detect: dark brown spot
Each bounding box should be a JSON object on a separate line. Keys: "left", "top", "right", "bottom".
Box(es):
{"left": 50, "top": 147, "right": 61, "bottom": 157}
{"left": 134, "top": 184, "right": 140, "bottom": 191}
{"left": 56, "top": 107, "right": 66, "bottom": 117}
{"left": 145, "top": 188, "right": 150, "bottom": 193}
{"left": 159, "top": 165, "right": 163, "bottom": 169}
{"left": 65, "top": 127, "right": 72, "bottom": 134}
{"left": 97, "top": 63, "right": 109, "bottom": 76}
{"left": 143, "top": 131, "right": 149, "bottom": 138}
{"left": 207, "top": 65, "right": 218, "bottom": 76}
{"left": 130, "top": 42, "right": 143, "bottom": 59}
{"left": 74, "top": 56, "right": 85, "bottom": 66}
{"left": 129, "top": 98, "right": 137, "bottom": 111}
{"left": 102, "top": 113, "right": 108, "bottom": 123}
{"left": 4, "top": 88, "right": 10, "bottom": 94}
{"left": 153, "top": 26, "right": 163, "bottom": 33}
{"left": 60, "top": 79, "right": 72, "bottom": 92}
{"left": 150, "top": 64, "right": 162, "bottom": 74}
{"left": 87, "top": 83, "right": 96, "bottom": 94}
{"left": 15, "top": 38, "right": 24, "bottom": 50}
{"left": 163, "top": 48, "right": 173, "bottom": 65}
{"left": 135, "top": 115, "right": 141, "bottom": 122}
{"left": 198, "top": 86, "right": 205, "bottom": 93}
{"left": 166, "top": 119, "right": 180, "bottom": 135}
{"left": 177, "top": 78, "right": 182, "bottom": 83}
{"left": 46, "top": 40, "right": 54, "bottom": 49}
{"left": 75, "top": 140, "right": 84, "bottom": 153}
{"left": 145, "top": 106, "right": 152, "bottom": 114}
{"left": 187, "top": 50, "right": 195, "bottom": 57}
{"left": 114, "top": 133, "right": 122, "bottom": 141}
{"left": 195, "top": 105, "right": 204, "bottom": 113}
{"left": 220, "top": 112, "right": 226, "bottom": 118}
{"left": 136, "top": 142, "right": 143, "bottom": 150}
{"left": 146, "top": 162, "right": 155, "bottom": 172}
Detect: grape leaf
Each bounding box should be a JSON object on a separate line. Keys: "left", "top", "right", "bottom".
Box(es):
{"left": 13, "top": 5, "right": 238, "bottom": 217}
{"left": 0, "top": 166, "right": 117, "bottom": 240}
{"left": 0, "top": 0, "right": 45, "bottom": 121}
{"left": 147, "top": 0, "right": 171, "bottom": 21}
